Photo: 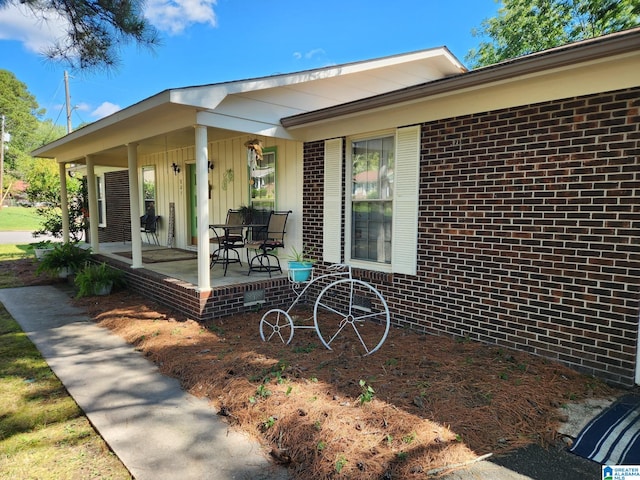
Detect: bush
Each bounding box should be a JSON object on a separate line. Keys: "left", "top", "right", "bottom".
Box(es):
{"left": 74, "top": 262, "right": 125, "bottom": 298}
{"left": 36, "top": 242, "right": 91, "bottom": 276}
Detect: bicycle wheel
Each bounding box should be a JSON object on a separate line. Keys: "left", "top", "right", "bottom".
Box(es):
{"left": 260, "top": 309, "right": 295, "bottom": 344}
{"left": 313, "top": 279, "right": 390, "bottom": 356}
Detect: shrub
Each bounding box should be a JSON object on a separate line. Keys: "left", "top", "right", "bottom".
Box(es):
{"left": 36, "top": 242, "right": 91, "bottom": 276}
{"left": 74, "top": 262, "right": 125, "bottom": 298}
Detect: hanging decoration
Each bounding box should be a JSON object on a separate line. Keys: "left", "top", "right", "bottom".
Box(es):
{"left": 244, "top": 139, "right": 263, "bottom": 171}
{"left": 222, "top": 168, "right": 234, "bottom": 191}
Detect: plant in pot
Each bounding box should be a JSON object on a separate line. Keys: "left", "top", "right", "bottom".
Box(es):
{"left": 36, "top": 242, "right": 92, "bottom": 278}
{"left": 31, "top": 240, "right": 56, "bottom": 260}
{"left": 238, "top": 204, "right": 257, "bottom": 224}
{"left": 287, "top": 245, "right": 315, "bottom": 283}
{"left": 74, "top": 262, "right": 125, "bottom": 297}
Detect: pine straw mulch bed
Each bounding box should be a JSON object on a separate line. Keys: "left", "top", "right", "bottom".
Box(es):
{"left": 0, "top": 256, "right": 65, "bottom": 287}
{"left": 65, "top": 287, "right": 621, "bottom": 480}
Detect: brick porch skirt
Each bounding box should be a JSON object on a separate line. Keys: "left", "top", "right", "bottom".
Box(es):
{"left": 93, "top": 254, "right": 294, "bottom": 321}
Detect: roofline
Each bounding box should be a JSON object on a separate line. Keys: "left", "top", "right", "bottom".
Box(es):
{"left": 32, "top": 90, "right": 172, "bottom": 157}
{"left": 171, "top": 45, "right": 465, "bottom": 93}
{"left": 281, "top": 28, "right": 640, "bottom": 128}
{"left": 32, "top": 45, "right": 463, "bottom": 157}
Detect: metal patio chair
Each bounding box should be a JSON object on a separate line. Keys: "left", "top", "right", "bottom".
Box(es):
{"left": 141, "top": 214, "right": 161, "bottom": 245}
{"left": 246, "top": 210, "right": 291, "bottom": 277}
{"left": 210, "top": 209, "right": 245, "bottom": 275}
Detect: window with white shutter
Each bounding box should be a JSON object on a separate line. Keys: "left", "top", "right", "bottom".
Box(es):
{"left": 323, "top": 126, "right": 419, "bottom": 274}
{"left": 391, "top": 126, "right": 420, "bottom": 275}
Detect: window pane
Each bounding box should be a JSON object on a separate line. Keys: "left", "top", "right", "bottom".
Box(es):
{"left": 96, "top": 176, "right": 105, "bottom": 225}
{"left": 142, "top": 166, "right": 156, "bottom": 215}
{"left": 351, "top": 201, "right": 392, "bottom": 263}
{"left": 352, "top": 137, "right": 394, "bottom": 200}
{"left": 351, "top": 135, "right": 394, "bottom": 264}
{"left": 250, "top": 149, "right": 276, "bottom": 211}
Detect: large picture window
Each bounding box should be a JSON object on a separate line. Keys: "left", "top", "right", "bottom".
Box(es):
{"left": 351, "top": 136, "right": 394, "bottom": 264}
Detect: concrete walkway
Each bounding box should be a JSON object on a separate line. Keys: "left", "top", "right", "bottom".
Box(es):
{"left": 0, "top": 285, "right": 289, "bottom": 480}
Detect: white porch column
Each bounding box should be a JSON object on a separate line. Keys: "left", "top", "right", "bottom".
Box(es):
{"left": 195, "top": 124, "right": 211, "bottom": 291}
{"left": 85, "top": 155, "right": 100, "bottom": 252}
{"left": 58, "top": 162, "right": 70, "bottom": 243}
{"left": 127, "top": 143, "right": 143, "bottom": 268}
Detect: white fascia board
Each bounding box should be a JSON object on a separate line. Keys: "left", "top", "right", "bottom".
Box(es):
{"left": 195, "top": 110, "right": 294, "bottom": 140}
{"left": 288, "top": 51, "right": 639, "bottom": 142}
{"left": 169, "top": 86, "right": 229, "bottom": 109}
{"left": 334, "top": 47, "right": 465, "bottom": 75}
{"left": 32, "top": 91, "right": 173, "bottom": 157}
{"left": 170, "top": 47, "right": 463, "bottom": 110}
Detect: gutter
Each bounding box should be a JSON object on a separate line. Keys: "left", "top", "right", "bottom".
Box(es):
{"left": 281, "top": 28, "right": 640, "bottom": 128}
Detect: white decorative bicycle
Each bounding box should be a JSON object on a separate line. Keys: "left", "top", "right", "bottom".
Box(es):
{"left": 259, "top": 264, "right": 390, "bottom": 356}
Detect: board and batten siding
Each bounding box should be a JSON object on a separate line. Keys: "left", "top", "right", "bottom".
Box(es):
{"left": 137, "top": 136, "right": 303, "bottom": 252}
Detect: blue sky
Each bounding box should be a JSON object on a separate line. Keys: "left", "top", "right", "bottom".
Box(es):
{"left": 0, "top": 0, "right": 500, "bottom": 129}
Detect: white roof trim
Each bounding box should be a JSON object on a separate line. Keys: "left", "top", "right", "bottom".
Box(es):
{"left": 32, "top": 46, "right": 463, "bottom": 159}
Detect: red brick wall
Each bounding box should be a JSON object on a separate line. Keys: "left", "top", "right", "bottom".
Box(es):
{"left": 304, "top": 87, "right": 640, "bottom": 387}
{"left": 303, "top": 141, "right": 336, "bottom": 262}
{"left": 94, "top": 253, "right": 294, "bottom": 320}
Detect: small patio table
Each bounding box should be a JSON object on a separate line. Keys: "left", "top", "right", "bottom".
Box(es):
{"left": 209, "top": 223, "right": 266, "bottom": 275}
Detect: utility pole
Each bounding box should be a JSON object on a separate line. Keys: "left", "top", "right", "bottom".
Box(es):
{"left": 0, "top": 115, "right": 5, "bottom": 210}
{"left": 64, "top": 71, "right": 73, "bottom": 133}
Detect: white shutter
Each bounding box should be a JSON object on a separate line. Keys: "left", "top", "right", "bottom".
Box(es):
{"left": 323, "top": 138, "right": 343, "bottom": 263}
{"left": 392, "top": 126, "right": 420, "bottom": 275}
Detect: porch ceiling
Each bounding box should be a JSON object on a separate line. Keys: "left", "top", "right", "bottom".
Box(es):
{"left": 34, "top": 101, "right": 246, "bottom": 167}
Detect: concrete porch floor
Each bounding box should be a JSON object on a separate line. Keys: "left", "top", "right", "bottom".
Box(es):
{"left": 93, "top": 242, "right": 287, "bottom": 288}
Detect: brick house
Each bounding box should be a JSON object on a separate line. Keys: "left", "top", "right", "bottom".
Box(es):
{"left": 34, "top": 29, "right": 639, "bottom": 386}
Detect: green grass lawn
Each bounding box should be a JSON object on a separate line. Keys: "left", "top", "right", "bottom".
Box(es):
{"left": 0, "top": 308, "right": 132, "bottom": 479}
{"left": 0, "top": 206, "right": 42, "bottom": 231}
{"left": 0, "top": 247, "right": 132, "bottom": 479}
{"left": 0, "top": 244, "right": 32, "bottom": 260}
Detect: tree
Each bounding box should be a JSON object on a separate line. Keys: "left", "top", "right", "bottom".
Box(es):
{"left": 0, "top": 70, "right": 42, "bottom": 171}
{"left": 0, "top": 71, "right": 66, "bottom": 202}
{"left": 24, "top": 158, "right": 64, "bottom": 205}
{"left": 25, "top": 158, "right": 87, "bottom": 240}
{"left": 466, "top": 0, "right": 640, "bottom": 68}
{"left": 0, "top": 69, "right": 83, "bottom": 235}
{"left": 0, "top": 0, "right": 160, "bottom": 70}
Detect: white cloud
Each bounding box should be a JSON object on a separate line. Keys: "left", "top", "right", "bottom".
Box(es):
{"left": 304, "top": 48, "right": 326, "bottom": 60}
{"left": 74, "top": 102, "right": 91, "bottom": 113}
{"left": 293, "top": 48, "right": 327, "bottom": 61}
{"left": 0, "top": 0, "right": 219, "bottom": 51}
{"left": 90, "top": 102, "right": 121, "bottom": 119}
{"left": 0, "top": 4, "right": 68, "bottom": 53}
{"left": 73, "top": 102, "right": 93, "bottom": 113}
{"left": 0, "top": 0, "right": 215, "bottom": 122}
{"left": 145, "top": 0, "right": 217, "bottom": 35}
